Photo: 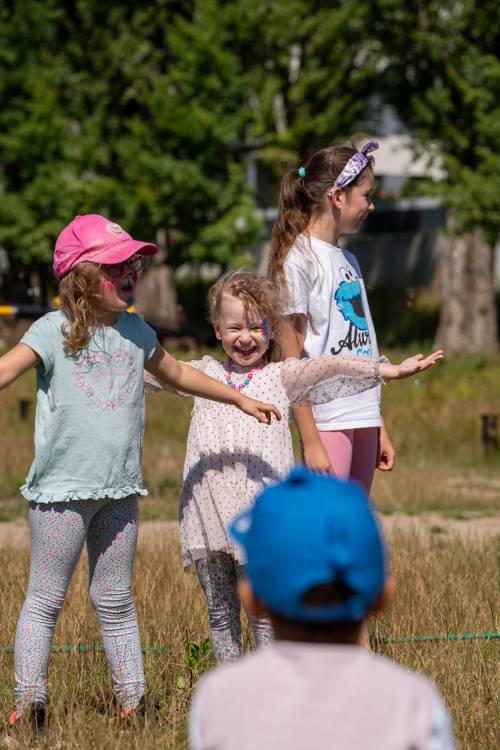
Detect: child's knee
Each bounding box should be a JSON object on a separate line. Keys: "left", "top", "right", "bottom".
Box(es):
{"left": 89, "top": 584, "right": 134, "bottom": 620}
{"left": 24, "top": 587, "right": 65, "bottom": 623}
{"left": 206, "top": 603, "right": 238, "bottom": 632}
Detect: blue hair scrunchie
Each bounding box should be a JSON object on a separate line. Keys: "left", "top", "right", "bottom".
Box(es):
{"left": 297, "top": 166, "right": 307, "bottom": 178}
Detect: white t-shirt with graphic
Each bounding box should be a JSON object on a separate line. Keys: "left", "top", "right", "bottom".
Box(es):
{"left": 283, "top": 234, "right": 381, "bottom": 430}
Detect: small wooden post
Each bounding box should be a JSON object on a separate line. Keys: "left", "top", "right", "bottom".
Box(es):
{"left": 18, "top": 399, "right": 31, "bottom": 421}
{"left": 480, "top": 414, "right": 498, "bottom": 452}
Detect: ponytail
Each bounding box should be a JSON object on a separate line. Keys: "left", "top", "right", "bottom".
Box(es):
{"left": 269, "top": 169, "right": 311, "bottom": 288}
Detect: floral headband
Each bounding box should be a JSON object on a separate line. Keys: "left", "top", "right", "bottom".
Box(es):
{"left": 331, "top": 141, "right": 379, "bottom": 191}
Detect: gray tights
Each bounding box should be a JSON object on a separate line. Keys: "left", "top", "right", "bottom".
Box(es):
{"left": 14, "top": 496, "right": 144, "bottom": 713}
{"left": 195, "top": 552, "right": 273, "bottom": 663}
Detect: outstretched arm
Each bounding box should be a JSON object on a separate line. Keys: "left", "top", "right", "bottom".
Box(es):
{"left": 145, "top": 343, "right": 281, "bottom": 425}
{"left": 376, "top": 352, "right": 442, "bottom": 473}
{"left": 379, "top": 351, "right": 444, "bottom": 380}
{"left": 0, "top": 343, "right": 40, "bottom": 390}
{"left": 143, "top": 360, "right": 203, "bottom": 396}
{"left": 282, "top": 350, "right": 444, "bottom": 406}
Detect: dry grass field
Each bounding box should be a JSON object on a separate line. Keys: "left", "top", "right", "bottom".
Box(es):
{"left": 0, "top": 522, "right": 498, "bottom": 749}
{"left": 0, "top": 350, "right": 499, "bottom": 748}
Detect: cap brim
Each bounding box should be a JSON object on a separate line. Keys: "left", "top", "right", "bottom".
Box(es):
{"left": 87, "top": 239, "right": 157, "bottom": 265}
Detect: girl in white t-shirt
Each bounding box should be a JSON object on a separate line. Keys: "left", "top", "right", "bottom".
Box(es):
{"left": 268, "top": 140, "right": 394, "bottom": 492}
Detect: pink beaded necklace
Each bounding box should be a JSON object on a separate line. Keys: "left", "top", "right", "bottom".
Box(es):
{"left": 224, "top": 359, "right": 263, "bottom": 392}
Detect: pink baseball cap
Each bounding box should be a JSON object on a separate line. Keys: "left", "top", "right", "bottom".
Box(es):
{"left": 53, "top": 214, "right": 157, "bottom": 278}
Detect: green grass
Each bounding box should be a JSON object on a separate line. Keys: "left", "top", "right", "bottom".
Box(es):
{"left": 370, "top": 352, "right": 500, "bottom": 517}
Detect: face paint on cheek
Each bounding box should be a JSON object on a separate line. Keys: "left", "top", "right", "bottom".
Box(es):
{"left": 250, "top": 318, "right": 270, "bottom": 347}
{"left": 261, "top": 318, "right": 270, "bottom": 347}
{"left": 100, "top": 277, "right": 116, "bottom": 292}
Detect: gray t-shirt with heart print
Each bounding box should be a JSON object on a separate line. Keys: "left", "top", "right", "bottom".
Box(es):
{"left": 20, "top": 310, "right": 157, "bottom": 503}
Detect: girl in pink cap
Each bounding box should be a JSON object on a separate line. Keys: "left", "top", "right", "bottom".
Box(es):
{"left": 0, "top": 214, "right": 280, "bottom": 741}
{"left": 269, "top": 140, "right": 395, "bottom": 492}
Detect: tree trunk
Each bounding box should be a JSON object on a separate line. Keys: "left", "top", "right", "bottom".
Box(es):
{"left": 435, "top": 226, "right": 498, "bottom": 356}
{"left": 134, "top": 265, "right": 183, "bottom": 333}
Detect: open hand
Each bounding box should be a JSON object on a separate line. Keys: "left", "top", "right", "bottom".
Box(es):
{"left": 380, "top": 350, "right": 444, "bottom": 380}
{"left": 238, "top": 395, "right": 282, "bottom": 424}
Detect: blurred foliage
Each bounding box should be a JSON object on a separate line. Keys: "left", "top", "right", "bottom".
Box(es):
{"left": 369, "top": 0, "right": 500, "bottom": 241}
{"left": 0, "top": 0, "right": 265, "bottom": 267}
{"left": 0, "top": 0, "right": 499, "bottom": 274}
{"left": 0, "top": 0, "right": 388, "bottom": 272}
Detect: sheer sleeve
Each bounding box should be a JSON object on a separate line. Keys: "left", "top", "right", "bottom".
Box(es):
{"left": 280, "top": 355, "right": 384, "bottom": 407}
{"left": 143, "top": 357, "right": 207, "bottom": 396}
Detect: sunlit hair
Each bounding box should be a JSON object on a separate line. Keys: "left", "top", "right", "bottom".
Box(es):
{"left": 59, "top": 262, "right": 103, "bottom": 355}
{"left": 207, "top": 269, "right": 284, "bottom": 360}
{"left": 268, "top": 138, "right": 374, "bottom": 291}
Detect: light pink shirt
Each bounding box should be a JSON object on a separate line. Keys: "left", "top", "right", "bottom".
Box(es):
{"left": 190, "top": 642, "right": 456, "bottom": 750}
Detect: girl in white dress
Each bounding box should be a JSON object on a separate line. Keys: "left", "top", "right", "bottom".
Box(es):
{"left": 147, "top": 270, "right": 442, "bottom": 662}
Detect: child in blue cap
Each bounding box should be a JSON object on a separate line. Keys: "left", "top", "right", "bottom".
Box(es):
{"left": 189, "top": 467, "right": 456, "bottom": 750}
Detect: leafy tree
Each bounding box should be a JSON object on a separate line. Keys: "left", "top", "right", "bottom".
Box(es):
{"left": 0, "top": 0, "right": 389, "bottom": 300}
{"left": 3, "top": 0, "right": 497, "bottom": 355}
{"left": 221, "top": 0, "right": 384, "bottom": 168}
{"left": 0, "top": 0, "right": 264, "bottom": 292}
{"left": 368, "top": 0, "right": 500, "bottom": 354}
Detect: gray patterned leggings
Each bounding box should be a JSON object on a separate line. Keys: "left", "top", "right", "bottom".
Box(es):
{"left": 14, "top": 496, "right": 144, "bottom": 713}
{"left": 195, "top": 552, "right": 273, "bottom": 663}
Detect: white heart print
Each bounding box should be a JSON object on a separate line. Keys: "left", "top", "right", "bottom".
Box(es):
{"left": 74, "top": 349, "right": 137, "bottom": 410}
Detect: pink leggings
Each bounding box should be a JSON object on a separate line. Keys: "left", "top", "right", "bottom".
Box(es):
{"left": 318, "top": 427, "right": 379, "bottom": 494}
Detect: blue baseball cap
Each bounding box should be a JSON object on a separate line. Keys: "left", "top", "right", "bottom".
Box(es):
{"left": 230, "top": 467, "right": 387, "bottom": 622}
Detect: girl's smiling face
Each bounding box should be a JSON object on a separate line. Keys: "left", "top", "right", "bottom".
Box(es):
{"left": 215, "top": 294, "right": 270, "bottom": 368}
{"left": 338, "top": 169, "right": 375, "bottom": 235}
